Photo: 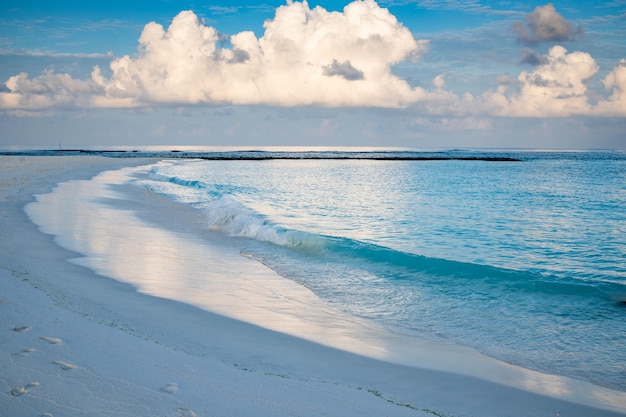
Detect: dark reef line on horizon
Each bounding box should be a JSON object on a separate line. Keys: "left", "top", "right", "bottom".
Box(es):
{"left": 0, "top": 149, "right": 522, "bottom": 162}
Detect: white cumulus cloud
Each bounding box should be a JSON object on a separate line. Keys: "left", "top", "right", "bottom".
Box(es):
{"left": 2, "top": 70, "right": 104, "bottom": 109}
{"left": 596, "top": 59, "right": 626, "bottom": 116}
{"left": 1, "top": 1, "right": 624, "bottom": 119}
{"left": 1, "top": 0, "right": 429, "bottom": 109}
{"left": 474, "top": 46, "right": 626, "bottom": 117}
{"left": 480, "top": 46, "right": 598, "bottom": 117}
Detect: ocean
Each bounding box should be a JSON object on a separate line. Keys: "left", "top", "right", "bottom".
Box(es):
{"left": 23, "top": 148, "right": 626, "bottom": 392}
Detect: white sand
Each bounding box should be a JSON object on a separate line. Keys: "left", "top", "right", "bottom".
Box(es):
{"left": 1, "top": 155, "right": 625, "bottom": 417}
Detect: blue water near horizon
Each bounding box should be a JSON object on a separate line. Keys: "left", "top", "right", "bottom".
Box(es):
{"left": 122, "top": 148, "right": 626, "bottom": 392}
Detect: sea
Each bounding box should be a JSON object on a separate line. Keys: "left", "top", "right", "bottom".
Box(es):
{"left": 17, "top": 147, "right": 626, "bottom": 393}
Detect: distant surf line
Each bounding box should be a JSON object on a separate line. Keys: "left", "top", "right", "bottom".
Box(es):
{"left": 0, "top": 149, "right": 522, "bottom": 162}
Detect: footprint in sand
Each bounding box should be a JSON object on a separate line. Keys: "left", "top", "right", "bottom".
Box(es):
{"left": 15, "top": 348, "right": 35, "bottom": 357}
{"left": 10, "top": 382, "right": 40, "bottom": 397}
{"left": 177, "top": 408, "right": 197, "bottom": 417}
{"left": 160, "top": 383, "right": 179, "bottom": 394}
{"left": 12, "top": 325, "right": 31, "bottom": 332}
{"left": 10, "top": 387, "right": 27, "bottom": 397}
{"left": 52, "top": 360, "right": 77, "bottom": 370}
{"left": 39, "top": 336, "right": 62, "bottom": 344}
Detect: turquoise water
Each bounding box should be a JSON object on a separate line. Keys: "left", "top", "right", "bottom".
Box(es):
{"left": 137, "top": 150, "right": 626, "bottom": 391}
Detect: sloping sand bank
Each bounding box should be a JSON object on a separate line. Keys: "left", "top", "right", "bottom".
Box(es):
{"left": 1, "top": 156, "right": 624, "bottom": 417}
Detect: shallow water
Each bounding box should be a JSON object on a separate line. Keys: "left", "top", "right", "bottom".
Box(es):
{"left": 141, "top": 150, "right": 626, "bottom": 391}
{"left": 26, "top": 149, "right": 626, "bottom": 392}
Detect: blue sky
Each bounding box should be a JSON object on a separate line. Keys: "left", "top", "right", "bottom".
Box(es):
{"left": 1, "top": 0, "right": 625, "bottom": 149}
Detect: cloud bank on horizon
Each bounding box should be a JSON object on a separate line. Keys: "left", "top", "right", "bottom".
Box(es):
{"left": 1, "top": 0, "right": 625, "bottom": 118}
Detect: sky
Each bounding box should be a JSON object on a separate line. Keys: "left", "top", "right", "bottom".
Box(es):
{"left": 1, "top": 0, "right": 625, "bottom": 149}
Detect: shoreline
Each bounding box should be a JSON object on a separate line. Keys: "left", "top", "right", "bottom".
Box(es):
{"left": 1, "top": 155, "right": 625, "bottom": 416}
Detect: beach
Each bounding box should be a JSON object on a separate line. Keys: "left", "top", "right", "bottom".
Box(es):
{"left": 1, "top": 155, "right": 625, "bottom": 417}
